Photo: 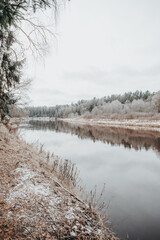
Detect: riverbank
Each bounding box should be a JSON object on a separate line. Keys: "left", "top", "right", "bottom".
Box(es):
{"left": 0, "top": 123, "right": 119, "bottom": 239}
{"left": 61, "top": 117, "right": 160, "bottom": 132}
{"left": 14, "top": 116, "right": 160, "bottom": 132}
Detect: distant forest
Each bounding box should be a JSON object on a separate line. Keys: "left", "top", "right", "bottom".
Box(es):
{"left": 25, "top": 90, "right": 160, "bottom": 118}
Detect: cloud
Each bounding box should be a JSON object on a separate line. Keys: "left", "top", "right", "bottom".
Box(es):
{"left": 26, "top": 0, "right": 160, "bottom": 106}
{"left": 33, "top": 88, "right": 64, "bottom": 96}
{"left": 60, "top": 68, "right": 109, "bottom": 83}
{"left": 113, "top": 65, "right": 160, "bottom": 77}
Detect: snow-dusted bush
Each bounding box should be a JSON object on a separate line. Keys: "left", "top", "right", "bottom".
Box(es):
{"left": 153, "top": 91, "right": 160, "bottom": 112}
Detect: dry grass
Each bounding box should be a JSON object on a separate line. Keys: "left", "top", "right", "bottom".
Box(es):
{"left": 0, "top": 122, "right": 120, "bottom": 239}
{"left": 49, "top": 154, "right": 80, "bottom": 188}
{"left": 32, "top": 142, "right": 80, "bottom": 189}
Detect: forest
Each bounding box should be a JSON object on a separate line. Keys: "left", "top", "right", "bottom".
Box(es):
{"left": 27, "top": 90, "right": 160, "bottom": 118}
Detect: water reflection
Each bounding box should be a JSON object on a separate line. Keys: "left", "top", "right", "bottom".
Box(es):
{"left": 26, "top": 120, "right": 160, "bottom": 153}
{"left": 21, "top": 120, "right": 160, "bottom": 240}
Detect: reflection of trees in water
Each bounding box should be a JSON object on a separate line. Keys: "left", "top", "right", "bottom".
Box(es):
{"left": 27, "top": 120, "right": 160, "bottom": 152}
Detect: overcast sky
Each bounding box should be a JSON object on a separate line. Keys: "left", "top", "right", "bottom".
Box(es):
{"left": 24, "top": 0, "right": 160, "bottom": 106}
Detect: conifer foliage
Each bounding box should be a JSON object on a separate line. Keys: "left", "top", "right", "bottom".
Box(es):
{"left": 0, "top": 0, "right": 62, "bottom": 120}
{"left": 0, "top": 30, "right": 23, "bottom": 119}
{"left": 0, "top": 1, "right": 58, "bottom": 29}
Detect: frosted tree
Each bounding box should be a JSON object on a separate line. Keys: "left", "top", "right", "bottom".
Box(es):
{"left": 153, "top": 91, "right": 160, "bottom": 113}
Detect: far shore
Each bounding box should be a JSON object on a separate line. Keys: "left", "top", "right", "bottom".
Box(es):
{"left": 13, "top": 116, "right": 160, "bottom": 132}
{"left": 61, "top": 117, "right": 160, "bottom": 132}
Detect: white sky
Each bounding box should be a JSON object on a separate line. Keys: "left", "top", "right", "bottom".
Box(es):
{"left": 24, "top": 0, "right": 160, "bottom": 106}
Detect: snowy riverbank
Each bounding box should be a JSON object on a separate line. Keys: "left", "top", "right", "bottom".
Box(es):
{"left": 61, "top": 118, "right": 160, "bottom": 132}
{"left": 0, "top": 123, "right": 119, "bottom": 239}
{"left": 13, "top": 116, "right": 160, "bottom": 132}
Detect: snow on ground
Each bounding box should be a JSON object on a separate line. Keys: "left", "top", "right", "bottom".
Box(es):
{"left": 62, "top": 118, "right": 160, "bottom": 132}
{"left": 0, "top": 123, "right": 119, "bottom": 239}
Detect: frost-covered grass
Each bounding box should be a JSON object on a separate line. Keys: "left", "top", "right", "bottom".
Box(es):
{"left": 35, "top": 146, "right": 80, "bottom": 189}
{"left": 0, "top": 122, "right": 119, "bottom": 239}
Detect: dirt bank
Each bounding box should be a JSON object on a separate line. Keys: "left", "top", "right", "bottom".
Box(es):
{"left": 0, "top": 123, "right": 118, "bottom": 239}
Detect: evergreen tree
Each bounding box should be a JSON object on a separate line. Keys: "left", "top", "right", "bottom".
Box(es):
{"left": 0, "top": 30, "right": 23, "bottom": 120}
{"left": 0, "top": 0, "right": 65, "bottom": 120}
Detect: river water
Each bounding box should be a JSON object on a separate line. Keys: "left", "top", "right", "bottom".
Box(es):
{"left": 20, "top": 120, "right": 160, "bottom": 240}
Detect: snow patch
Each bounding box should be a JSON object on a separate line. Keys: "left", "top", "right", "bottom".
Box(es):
{"left": 7, "top": 166, "right": 50, "bottom": 202}
{"left": 65, "top": 207, "right": 77, "bottom": 220}
{"left": 49, "top": 196, "right": 62, "bottom": 205}
{"left": 70, "top": 231, "right": 77, "bottom": 237}
{"left": 15, "top": 166, "right": 36, "bottom": 181}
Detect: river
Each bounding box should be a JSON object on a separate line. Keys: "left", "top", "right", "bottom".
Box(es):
{"left": 20, "top": 120, "right": 160, "bottom": 240}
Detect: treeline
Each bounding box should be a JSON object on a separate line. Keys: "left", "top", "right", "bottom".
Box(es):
{"left": 27, "top": 90, "right": 160, "bottom": 118}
